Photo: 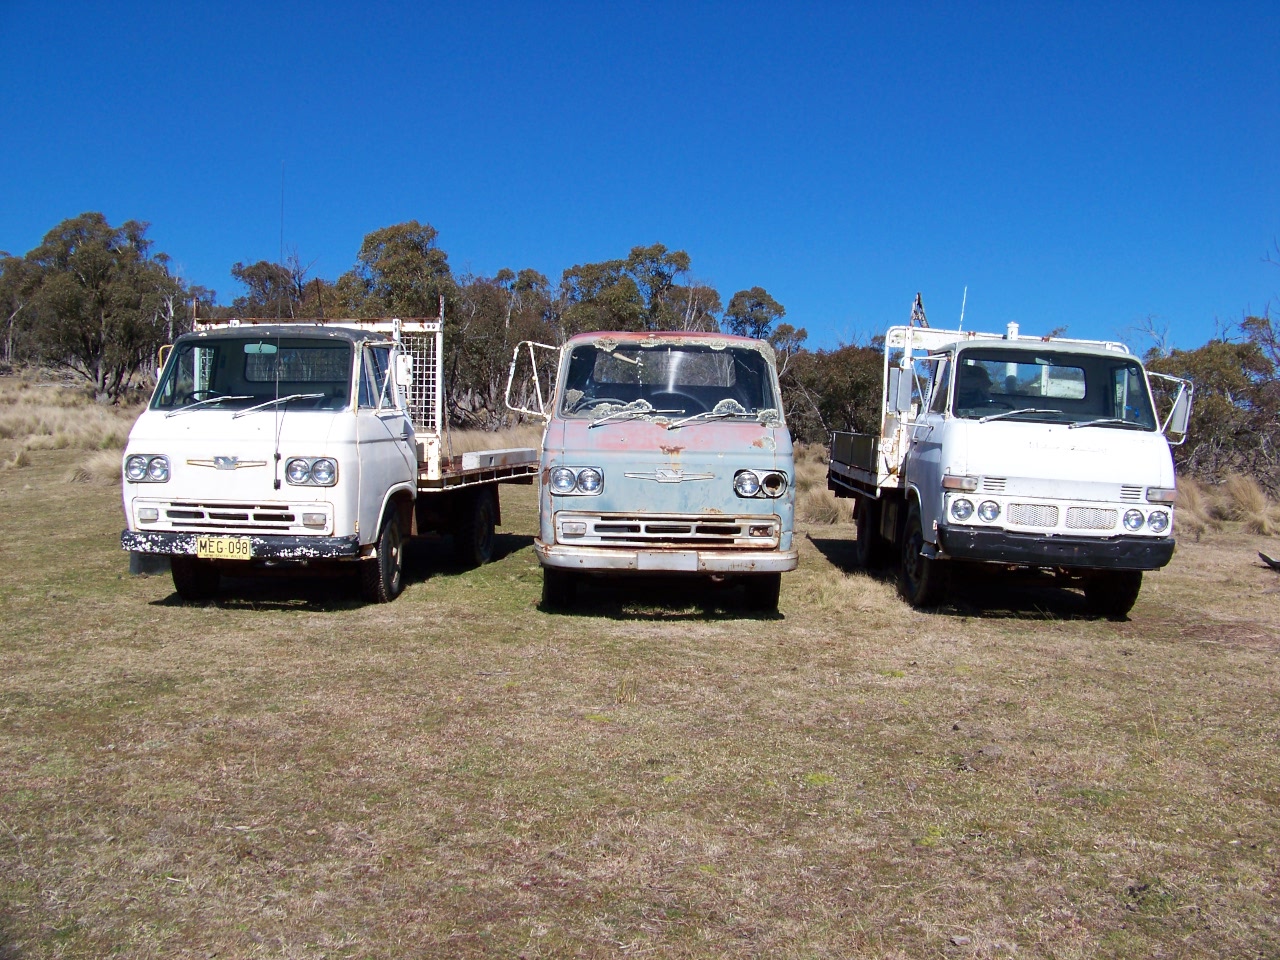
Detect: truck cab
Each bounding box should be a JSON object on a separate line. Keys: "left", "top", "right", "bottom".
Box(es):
{"left": 509, "top": 331, "right": 798, "bottom": 611}
{"left": 123, "top": 317, "right": 536, "bottom": 603}
{"left": 829, "top": 318, "right": 1193, "bottom": 616}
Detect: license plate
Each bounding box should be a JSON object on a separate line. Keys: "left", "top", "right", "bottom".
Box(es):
{"left": 638, "top": 550, "right": 697, "bottom": 571}
{"left": 196, "top": 535, "right": 253, "bottom": 560}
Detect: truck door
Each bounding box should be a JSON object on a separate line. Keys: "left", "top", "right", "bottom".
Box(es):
{"left": 356, "top": 343, "right": 416, "bottom": 542}
{"left": 907, "top": 355, "right": 949, "bottom": 542}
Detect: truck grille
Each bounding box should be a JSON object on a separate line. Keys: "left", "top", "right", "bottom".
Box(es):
{"left": 135, "top": 498, "right": 330, "bottom": 534}
{"left": 1066, "top": 506, "right": 1119, "bottom": 530}
{"left": 556, "top": 512, "right": 779, "bottom": 548}
{"left": 1007, "top": 503, "right": 1059, "bottom": 527}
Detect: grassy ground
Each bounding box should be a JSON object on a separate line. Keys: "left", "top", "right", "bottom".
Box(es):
{"left": 2, "top": 449, "right": 1280, "bottom": 957}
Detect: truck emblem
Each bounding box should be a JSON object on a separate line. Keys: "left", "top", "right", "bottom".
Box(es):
{"left": 624, "top": 468, "right": 715, "bottom": 483}
{"left": 187, "top": 456, "right": 268, "bottom": 470}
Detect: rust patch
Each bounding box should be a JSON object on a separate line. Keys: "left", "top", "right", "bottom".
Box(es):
{"left": 659, "top": 445, "right": 685, "bottom": 456}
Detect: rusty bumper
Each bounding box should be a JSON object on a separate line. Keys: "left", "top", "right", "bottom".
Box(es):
{"left": 536, "top": 539, "right": 798, "bottom": 574}
{"left": 122, "top": 530, "right": 361, "bottom": 561}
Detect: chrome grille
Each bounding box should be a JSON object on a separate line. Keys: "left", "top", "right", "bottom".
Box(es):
{"left": 557, "top": 512, "right": 778, "bottom": 548}
{"left": 140, "top": 499, "right": 328, "bottom": 534}
{"left": 1067, "top": 507, "right": 1118, "bottom": 530}
{"left": 1007, "top": 503, "right": 1059, "bottom": 527}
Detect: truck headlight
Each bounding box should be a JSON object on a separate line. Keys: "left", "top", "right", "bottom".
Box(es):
{"left": 734, "top": 470, "right": 761, "bottom": 498}
{"left": 978, "top": 501, "right": 1000, "bottom": 522}
{"left": 125, "top": 455, "right": 169, "bottom": 483}
{"left": 734, "top": 470, "right": 787, "bottom": 498}
{"left": 1148, "top": 510, "right": 1169, "bottom": 533}
{"left": 950, "top": 498, "right": 974, "bottom": 521}
{"left": 548, "top": 466, "right": 604, "bottom": 495}
{"left": 1123, "top": 509, "right": 1145, "bottom": 531}
{"left": 285, "top": 457, "right": 338, "bottom": 486}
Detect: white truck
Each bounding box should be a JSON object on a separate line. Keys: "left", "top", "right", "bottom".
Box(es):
{"left": 121, "top": 317, "right": 537, "bottom": 602}
{"left": 506, "top": 330, "right": 798, "bottom": 612}
{"left": 827, "top": 311, "right": 1193, "bottom": 616}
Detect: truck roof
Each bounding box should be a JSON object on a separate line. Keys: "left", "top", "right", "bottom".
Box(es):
{"left": 181, "top": 321, "right": 395, "bottom": 346}
{"left": 885, "top": 324, "right": 1132, "bottom": 359}
{"left": 564, "top": 329, "right": 773, "bottom": 351}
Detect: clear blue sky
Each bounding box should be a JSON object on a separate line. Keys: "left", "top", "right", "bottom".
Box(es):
{"left": 2, "top": 2, "right": 1277, "bottom": 352}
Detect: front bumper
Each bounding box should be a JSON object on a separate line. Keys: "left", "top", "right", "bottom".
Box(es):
{"left": 122, "top": 530, "right": 361, "bottom": 561}
{"left": 536, "top": 539, "right": 799, "bottom": 574}
{"left": 935, "top": 526, "right": 1175, "bottom": 571}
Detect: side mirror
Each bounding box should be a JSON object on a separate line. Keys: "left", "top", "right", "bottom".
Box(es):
{"left": 1166, "top": 384, "right": 1192, "bottom": 439}
{"left": 888, "top": 365, "right": 914, "bottom": 414}
{"left": 157, "top": 344, "right": 173, "bottom": 372}
{"left": 395, "top": 353, "right": 414, "bottom": 388}
{"left": 505, "top": 340, "right": 560, "bottom": 420}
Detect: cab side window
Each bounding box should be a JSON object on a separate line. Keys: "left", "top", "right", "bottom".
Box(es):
{"left": 928, "top": 358, "right": 951, "bottom": 414}
{"left": 359, "top": 346, "right": 395, "bottom": 409}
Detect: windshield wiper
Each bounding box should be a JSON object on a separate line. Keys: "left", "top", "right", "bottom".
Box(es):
{"left": 1068, "top": 417, "right": 1148, "bottom": 430}
{"left": 164, "top": 395, "right": 252, "bottom": 418}
{"left": 667, "top": 399, "right": 753, "bottom": 430}
{"left": 588, "top": 400, "right": 656, "bottom": 428}
{"left": 977, "top": 408, "right": 1068, "bottom": 424}
{"left": 231, "top": 393, "right": 324, "bottom": 419}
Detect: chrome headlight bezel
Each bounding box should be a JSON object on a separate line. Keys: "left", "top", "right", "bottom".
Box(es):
{"left": 1147, "top": 510, "right": 1170, "bottom": 534}
{"left": 950, "top": 497, "right": 975, "bottom": 521}
{"left": 734, "top": 469, "right": 787, "bottom": 499}
{"left": 285, "top": 457, "right": 339, "bottom": 487}
{"left": 1123, "top": 509, "right": 1145, "bottom": 532}
{"left": 977, "top": 500, "right": 1001, "bottom": 522}
{"left": 548, "top": 466, "right": 604, "bottom": 496}
{"left": 125, "top": 454, "right": 170, "bottom": 483}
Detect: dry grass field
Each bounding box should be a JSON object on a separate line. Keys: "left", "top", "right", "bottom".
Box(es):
{"left": 1, "top": 381, "right": 1279, "bottom": 958}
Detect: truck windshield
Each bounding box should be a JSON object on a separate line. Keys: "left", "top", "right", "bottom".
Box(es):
{"left": 950, "top": 348, "right": 1157, "bottom": 429}
{"left": 151, "top": 338, "right": 354, "bottom": 413}
{"left": 559, "top": 342, "right": 780, "bottom": 421}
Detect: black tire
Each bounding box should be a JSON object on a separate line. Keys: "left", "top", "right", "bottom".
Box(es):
{"left": 1083, "top": 570, "right": 1143, "bottom": 618}
{"left": 360, "top": 511, "right": 404, "bottom": 603}
{"left": 742, "top": 572, "right": 782, "bottom": 613}
{"left": 899, "top": 502, "right": 946, "bottom": 608}
{"left": 171, "top": 556, "right": 220, "bottom": 602}
{"left": 854, "top": 497, "right": 886, "bottom": 569}
{"left": 541, "top": 567, "right": 577, "bottom": 610}
{"left": 453, "top": 489, "right": 497, "bottom": 567}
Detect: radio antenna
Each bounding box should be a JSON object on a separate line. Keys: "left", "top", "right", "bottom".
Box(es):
{"left": 958, "top": 285, "right": 968, "bottom": 331}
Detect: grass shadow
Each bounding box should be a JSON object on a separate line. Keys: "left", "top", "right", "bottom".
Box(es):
{"left": 807, "top": 534, "right": 898, "bottom": 586}
{"left": 541, "top": 574, "right": 785, "bottom": 622}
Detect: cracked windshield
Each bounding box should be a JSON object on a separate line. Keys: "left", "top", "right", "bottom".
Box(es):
{"left": 560, "top": 342, "right": 779, "bottom": 425}
{"left": 950, "top": 349, "right": 1157, "bottom": 429}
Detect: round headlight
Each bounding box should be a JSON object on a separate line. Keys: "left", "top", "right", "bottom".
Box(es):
{"left": 550, "top": 467, "right": 578, "bottom": 494}
{"left": 1148, "top": 510, "right": 1169, "bottom": 534}
{"left": 734, "top": 470, "right": 761, "bottom": 498}
{"left": 760, "top": 472, "right": 788, "bottom": 497}
{"left": 310, "top": 458, "right": 336, "bottom": 485}
{"left": 576, "top": 468, "right": 602, "bottom": 493}
{"left": 1123, "top": 509, "right": 1145, "bottom": 531}
{"left": 951, "top": 498, "right": 974, "bottom": 521}
{"left": 125, "top": 455, "right": 149, "bottom": 482}
{"left": 286, "top": 458, "right": 312, "bottom": 484}
{"left": 146, "top": 456, "right": 170, "bottom": 482}
{"left": 978, "top": 500, "right": 1001, "bottom": 522}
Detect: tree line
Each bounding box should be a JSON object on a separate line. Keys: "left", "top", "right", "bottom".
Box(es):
{"left": 3, "top": 212, "right": 1278, "bottom": 492}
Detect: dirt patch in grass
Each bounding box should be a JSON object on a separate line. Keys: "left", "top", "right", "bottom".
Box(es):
{"left": 2, "top": 450, "right": 1279, "bottom": 958}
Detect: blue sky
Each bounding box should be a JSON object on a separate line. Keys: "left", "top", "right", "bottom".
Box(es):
{"left": 2, "top": 2, "right": 1277, "bottom": 352}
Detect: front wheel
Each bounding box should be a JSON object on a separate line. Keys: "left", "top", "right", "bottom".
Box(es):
{"left": 1083, "top": 570, "right": 1143, "bottom": 618}
{"left": 541, "top": 567, "right": 577, "bottom": 610}
{"left": 171, "top": 556, "right": 219, "bottom": 602}
{"left": 741, "top": 572, "right": 782, "bottom": 613}
{"left": 899, "top": 503, "right": 946, "bottom": 608}
{"left": 360, "top": 512, "right": 404, "bottom": 603}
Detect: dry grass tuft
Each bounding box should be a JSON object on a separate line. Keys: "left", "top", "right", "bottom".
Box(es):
{"left": 792, "top": 445, "right": 853, "bottom": 524}
{"left": 1, "top": 447, "right": 32, "bottom": 470}
{"left": 1175, "top": 477, "right": 1218, "bottom": 539}
{"left": 1222, "top": 474, "right": 1280, "bottom": 536}
{"left": 0, "top": 377, "right": 141, "bottom": 452}
{"left": 64, "top": 450, "right": 123, "bottom": 485}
